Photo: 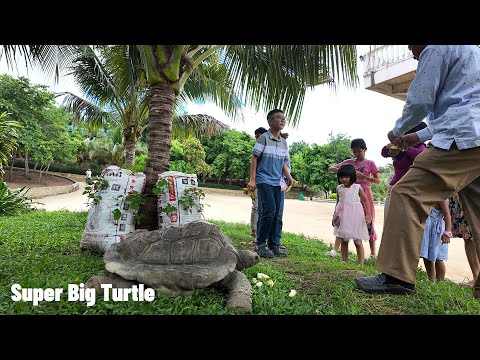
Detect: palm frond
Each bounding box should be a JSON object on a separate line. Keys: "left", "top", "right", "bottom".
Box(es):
{"left": 67, "top": 46, "right": 123, "bottom": 108}
{"left": 58, "top": 91, "right": 113, "bottom": 131}
{"left": 222, "top": 45, "right": 358, "bottom": 126}
{"left": 172, "top": 114, "right": 229, "bottom": 140}
{"left": 179, "top": 60, "right": 245, "bottom": 121}
{"left": 30, "top": 45, "right": 78, "bottom": 83}
{"left": 0, "top": 45, "right": 36, "bottom": 72}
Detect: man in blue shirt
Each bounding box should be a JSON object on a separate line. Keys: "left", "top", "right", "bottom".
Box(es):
{"left": 355, "top": 45, "right": 480, "bottom": 298}
{"left": 247, "top": 109, "right": 296, "bottom": 258}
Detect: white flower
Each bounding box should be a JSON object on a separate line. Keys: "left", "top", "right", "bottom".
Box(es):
{"left": 266, "top": 279, "right": 274, "bottom": 287}
{"left": 252, "top": 277, "right": 258, "bottom": 284}
{"left": 257, "top": 273, "right": 270, "bottom": 279}
{"left": 288, "top": 289, "right": 297, "bottom": 297}
{"left": 255, "top": 282, "right": 263, "bottom": 287}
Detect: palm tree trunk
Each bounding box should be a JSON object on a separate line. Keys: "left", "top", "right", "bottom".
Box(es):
{"left": 139, "top": 83, "right": 176, "bottom": 230}
{"left": 124, "top": 138, "right": 136, "bottom": 166}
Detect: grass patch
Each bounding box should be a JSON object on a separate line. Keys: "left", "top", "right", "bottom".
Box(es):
{"left": 1, "top": 212, "right": 479, "bottom": 315}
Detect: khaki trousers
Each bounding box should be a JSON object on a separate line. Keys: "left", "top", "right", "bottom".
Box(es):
{"left": 376, "top": 144, "right": 480, "bottom": 284}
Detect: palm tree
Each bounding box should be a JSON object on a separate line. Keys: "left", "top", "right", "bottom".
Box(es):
{"left": 57, "top": 45, "right": 231, "bottom": 165}
{"left": 1, "top": 45, "right": 358, "bottom": 230}
{"left": 134, "top": 45, "right": 358, "bottom": 229}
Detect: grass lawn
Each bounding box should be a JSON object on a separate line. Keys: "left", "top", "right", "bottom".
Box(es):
{"left": 1, "top": 211, "right": 479, "bottom": 315}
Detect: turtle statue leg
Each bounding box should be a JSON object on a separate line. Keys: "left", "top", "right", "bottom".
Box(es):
{"left": 85, "top": 272, "right": 138, "bottom": 296}
{"left": 214, "top": 270, "right": 253, "bottom": 313}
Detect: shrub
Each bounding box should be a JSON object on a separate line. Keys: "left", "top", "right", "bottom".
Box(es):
{"left": 0, "top": 182, "right": 41, "bottom": 215}
{"left": 329, "top": 193, "right": 337, "bottom": 200}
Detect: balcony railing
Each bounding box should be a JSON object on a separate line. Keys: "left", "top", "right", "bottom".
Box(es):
{"left": 360, "top": 45, "right": 413, "bottom": 74}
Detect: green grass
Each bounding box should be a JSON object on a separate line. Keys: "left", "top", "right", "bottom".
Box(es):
{"left": 1, "top": 211, "right": 479, "bottom": 315}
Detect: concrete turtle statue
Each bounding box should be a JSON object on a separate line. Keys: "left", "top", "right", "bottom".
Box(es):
{"left": 86, "top": 220, "right": 259, "bottom": 312}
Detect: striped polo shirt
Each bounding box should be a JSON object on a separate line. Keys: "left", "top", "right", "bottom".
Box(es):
{"left": 253, "top": 129, "right": 289, "bottom": 186}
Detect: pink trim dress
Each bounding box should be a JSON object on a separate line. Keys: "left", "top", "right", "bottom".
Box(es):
{"left": 333, "top": 184, "right": 369, "bottom": 241}
{"left": 334, "top": 159, "right": 379, "bottom": 241}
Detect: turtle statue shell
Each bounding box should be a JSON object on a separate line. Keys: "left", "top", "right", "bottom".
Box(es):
{"left": 103, "top": 220, "right": 240, "bottom": 295}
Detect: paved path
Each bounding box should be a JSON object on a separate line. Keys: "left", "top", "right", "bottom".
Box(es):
{"left": 38, "top": 184, "right": 475, "bottom": 285}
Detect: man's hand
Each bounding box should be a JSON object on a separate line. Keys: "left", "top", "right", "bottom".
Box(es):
{"left": 247, "top": 180, "right": 256, "bottom": 192}
{"left": 387, "top": 130, "right": 401, "bottom": 145}
{"left": 398, "top": 133, "right": 421, "bottom": 149}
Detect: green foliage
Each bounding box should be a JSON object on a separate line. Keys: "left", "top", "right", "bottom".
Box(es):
{"left": 0, "top": 75, "right": 79, "bottom": 169}
{"left": 112, "top": 208, "right": 122, "bottom": 221}
{"left": 290, "top": 132, "right": 352, "bottom": 193}
{"left": 178, "top": 187, "right": 206, "bottom": 213}
{"left": 124, "top": 191, "right": 145, "bottom": 210}
{"left": 2, "top": 212, "right": 480, "bottom": 314}
{"left": 0, "top": 182, "right": 41, "bottom": 215}
{"left": 122, "top": 154, "right": 148, "bottom": 173}
{"left": 107, "top": 178, "right": 177, "bottom": 224}
{"left": 87, "top": 130, "right": 125, "bottom": 166}
{"left": 0, "top": 111, "right": 21, "bottom": 180}
{"left": 169, "top": 138, "right": 210, "bottom": 176}
{"left": 202, "top": 130, "right": 255, "bottom": 183}
{"left": 329, "top": 193, "right": 337, "bottom": 200}
{"left": 289, "top": 140, "right": 309, "bottom": 157}
{"left": 371, "top": 163, "right": 393, "bottom": 201}
{"left": 82, "top": 177, "right": 109, "bottom": 205}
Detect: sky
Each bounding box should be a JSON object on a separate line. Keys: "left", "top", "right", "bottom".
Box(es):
{"left": 0, "top": 45, "right": 408, "bottom": 168}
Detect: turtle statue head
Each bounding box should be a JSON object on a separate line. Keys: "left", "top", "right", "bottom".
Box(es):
{"left": 236, "top": 249, "right": 259, "bottom": 270}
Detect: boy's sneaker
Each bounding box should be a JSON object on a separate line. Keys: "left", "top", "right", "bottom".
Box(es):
{"left": 270, "top": 246, "right": 288, "bottom": 257}
{"left": 279, "top": 243, "right": 286, "bottom": 250}
{"left": 325, "top": 249, "right": 338, "bottom": 257}
{"left": 255, "top": 245, "right": 274, "bottom": 259}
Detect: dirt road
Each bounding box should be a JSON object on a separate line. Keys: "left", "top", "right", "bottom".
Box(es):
{"left": 37, "top": 184, "right": 475, "bottom": 285}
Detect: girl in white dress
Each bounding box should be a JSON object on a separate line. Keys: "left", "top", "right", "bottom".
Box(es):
{"left": 333, "top": 164, "right": 372, "bottom": 264}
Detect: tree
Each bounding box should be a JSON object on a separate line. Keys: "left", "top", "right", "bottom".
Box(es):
{"left": 0, "top": 112, "right": 20, "bottom": 181}
{"left": 135, "top": 45, "right": 358, "bottom": 229}
{"left": 289, "top": 140, "right": 310, "bottom": 157}
{"left": 0, "top": 75, "right": 60, "bottom": 178}
{"left": 202, "top": 130, "right": 255, "bottom": 184}
{"left": 290, "top": 133, "right": 351, "bottom": 196}
{"left": 169, "top": 138, "right": 210, "bottom": 176}
{"left": 59, "top": 46, "right": 231, "bottom": 166}
{"left": 30, "top": 105, "right": 80, "bottom": 180}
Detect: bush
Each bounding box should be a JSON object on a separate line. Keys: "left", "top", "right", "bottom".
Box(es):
{"left": 0, "top": 182, "right": 41, "bottom": 215}
{"left": 329, "top": 193, "right": 337, "bottom": 200}
{"left": 121, "top": 154, "right": 147, "bottom": 173}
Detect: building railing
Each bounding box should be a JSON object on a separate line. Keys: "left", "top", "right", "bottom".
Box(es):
{"left": 360, "top": 45, "right": 413, "bottom": 75}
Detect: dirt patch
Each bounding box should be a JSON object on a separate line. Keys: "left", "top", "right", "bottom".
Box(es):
{"left": 4, "top": 169, "right": 75, "bottom": 189}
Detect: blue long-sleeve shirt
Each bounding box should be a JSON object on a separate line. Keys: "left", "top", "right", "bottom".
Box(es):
{"left": 392, "top": 45, "right": 480, "bottom": 150}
